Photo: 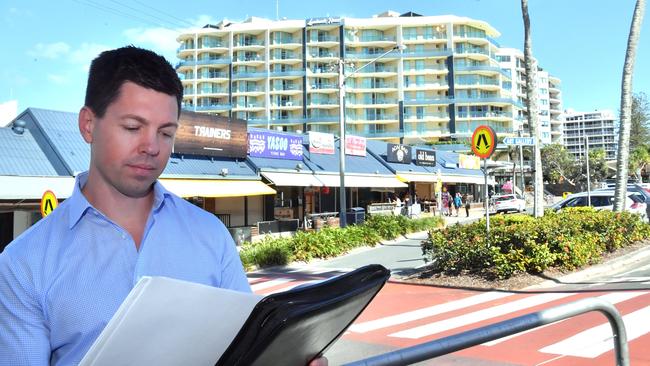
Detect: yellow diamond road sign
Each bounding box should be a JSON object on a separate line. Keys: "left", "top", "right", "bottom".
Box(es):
{"left": 41, "top": 190, "right": 58, "bottom": 218}
{"left": 471, "top": 125, "right": 497, "bottom": 159}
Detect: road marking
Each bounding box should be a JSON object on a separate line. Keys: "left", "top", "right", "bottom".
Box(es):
{"left": 250, "top": 278, "right": 293, "bottom": 291}
{"left": 540, "top": 305, "right": 650, "bottom": 358}
{"left": 390, "top": 292, "right": 575, "bottom": 339}
{"left": 586, "top": 276, "right": 650, "bottom": 286}
{"left": 263, "top": 279, "right": 325, "bottom": 294}
{"left": 483, "top": 291, "right": 649, "bottom": 345}
{"left": 349, "top": 291, "right": 514, "bottom": 333}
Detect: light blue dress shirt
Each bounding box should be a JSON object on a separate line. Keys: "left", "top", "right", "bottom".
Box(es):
{"left": 0, "top": 172, "right": 251, "bottom": 365}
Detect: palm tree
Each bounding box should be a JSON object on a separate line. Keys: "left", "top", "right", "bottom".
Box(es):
{"left": 614, "top": 0, "right": 646, "bottom": 211}
{"left": 521, "top": 0, "right": 543, "bottom": 217}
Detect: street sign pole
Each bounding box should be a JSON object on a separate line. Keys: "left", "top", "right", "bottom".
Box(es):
{"left": 484, "top": 158, "right": 489, "bottom": 233}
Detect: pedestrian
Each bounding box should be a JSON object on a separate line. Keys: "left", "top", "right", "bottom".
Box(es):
{"left": 441, "top": 190, "right": 449, "bottom": 216}
{"left": 464, "top": 193, "right": 471, "bottom": 217}
{"left": 0, "top": 46, "right": 326, "bottom": 366}
{"left": 454, "top": 192, "right": 462, "bottom": 217}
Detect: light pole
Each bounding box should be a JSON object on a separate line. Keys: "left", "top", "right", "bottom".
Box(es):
{"left": 337, "top": 45, "right": 404, "bottom": 227}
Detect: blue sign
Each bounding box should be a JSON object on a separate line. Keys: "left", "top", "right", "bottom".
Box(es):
{"left": 503, "top": 137, "right": 535, "bottom": 146}
{"left": 248, "top": 131, "right": 303, "bottom": 160}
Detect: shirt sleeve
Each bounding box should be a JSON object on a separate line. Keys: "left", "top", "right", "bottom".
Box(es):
{"left": 0, "top": 253, "right": 50, "bottom": 365}
{"left": 215, "top": 224, "right": 252, "bottom": 294}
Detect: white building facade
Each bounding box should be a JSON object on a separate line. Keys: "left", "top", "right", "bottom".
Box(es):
{"left": 563, "top": 110, "right": 617, "bottom": 160}
{"left": 176, "top": 11, "right": 562, "bottom": 144}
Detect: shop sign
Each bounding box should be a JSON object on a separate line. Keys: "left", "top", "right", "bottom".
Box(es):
{"left": 345, "top": 135, "right": 366, "bottom": 156}
{"left": 248, "top": 131, "right": 303, "bottom": 160}
{"left": 174, "top": 111, "right": 247, "bottom": 158}
{"left": 415, "top": 149, "right": 436, "bottom": 166}
{"left": 306, "top": 17, "right": 341, "bottom": 26}
{"left": 309, "top": 131, "right": 335, "bottom": 154}
{"left": 459, "top": 154, "right": 481, "bottom": 170}
{"left": 386, "top": 143, "right": 412, "bottom": 164}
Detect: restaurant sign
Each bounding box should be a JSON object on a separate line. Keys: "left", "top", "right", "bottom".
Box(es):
{"left": 345, "top": 135, "right": 366, "bottom": 156}
{"left": 415, "top": 149, "right": 436, "bottom": 166}
{"left": 386, "top": 143, "right": 412, "bottom": 164}
{"left": 459, "top": 154, "right": 481, "bottom": 170}
{"left": 174, "top": 111, "right": 247, "bottom": 158}
{"left": 248, "top": 131, "right": 303, "bottom": 160}
{"left": 309, "top": 131, "right": 335, "bottom": 155}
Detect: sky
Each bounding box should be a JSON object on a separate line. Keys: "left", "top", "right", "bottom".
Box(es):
{"left": 0, "top": 0, "right": 648, "bottom": 115}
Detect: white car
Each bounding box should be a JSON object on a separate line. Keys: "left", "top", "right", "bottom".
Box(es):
{"left": 492, "top": 194, "right": 526, "bottom": 213}
{"left": 551, "top": 191, "right": 648, "bottom": 221}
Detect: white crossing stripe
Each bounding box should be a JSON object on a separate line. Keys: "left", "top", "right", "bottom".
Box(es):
{"left": 250, "top": 278, "right": 293, "bottom": 291}
{"left": 390, "top": 292, "right": 574, "bottom": 339}
{"left": 540, "top": 305, "right": 650, "bottom": 358}
{"left": 263, "top": 279, "right": 324, "bottom": 295}
{"left": 483, "top": 291, "right": 649, "bottom": 346}
{"left": 349, "top": 291, "right": 514, "bottom": 333}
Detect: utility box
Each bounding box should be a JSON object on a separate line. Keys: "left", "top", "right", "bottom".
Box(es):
{"left": 346, "top": 207, "right": 366, "bottom": 225}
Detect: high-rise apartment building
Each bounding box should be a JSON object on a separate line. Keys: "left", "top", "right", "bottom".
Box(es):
{"left": 176, "top": 11, "right": 560, "bottom": 144}
{"left": 496, "top": 48, "right": 563, "bottom": 145}
{"left": 563, "top": 110, "right": 617, "bottom": 160}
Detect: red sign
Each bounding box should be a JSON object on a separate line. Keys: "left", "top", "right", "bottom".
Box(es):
{"left": 345, "top": 135, "right": 366, "bottom": 156}
{"left": 308, "top": 131, "right": 335, "bottom": 154}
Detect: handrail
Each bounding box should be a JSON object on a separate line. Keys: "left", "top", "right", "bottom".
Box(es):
{"left": 343, "top": 297, "right": 629, "bottom": 366}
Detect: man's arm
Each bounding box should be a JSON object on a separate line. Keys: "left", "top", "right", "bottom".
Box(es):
{"left": 0, "top": 253, "right": 50, "bottom": 365}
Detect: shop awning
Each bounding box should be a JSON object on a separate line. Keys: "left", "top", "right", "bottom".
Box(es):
{"left": 261, "top": 172, "right": 324, "bottom": 187}
{"left": 159, "top": 179, "right": 276, "bottom": 198}
{"left": 397, "top": 173, "right": 493, "bottom": 185}
{"left": 314, "top": 174, "right": 407, "bottom": 188}
{"left": 0, "top": 176, "right": 76, "bottom": 200}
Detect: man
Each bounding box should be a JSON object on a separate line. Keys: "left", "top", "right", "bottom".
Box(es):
{"left": 0, "top": 46, "right": 325, "bottom": 366}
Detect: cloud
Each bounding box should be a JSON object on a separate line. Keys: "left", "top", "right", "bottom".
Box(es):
{"left": 189, "top": 14, "right": 221, "bottom": 28}
{"left": 47, "top": 74, "right": 68, "bottom": 85}
{"left": 68, "top": 43, "right": 112, "bottom": 70}
{"left": 28, "top": 42, "right": 71, "bottom": 59}
{"left": 123, "top": 27, "right": 180, "bottom": 54}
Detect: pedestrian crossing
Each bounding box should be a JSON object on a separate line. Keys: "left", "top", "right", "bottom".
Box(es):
{"left": 247, "top": 270, "right": 650, "bottom": 363}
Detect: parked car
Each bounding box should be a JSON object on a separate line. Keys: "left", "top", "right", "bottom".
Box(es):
{"left": 594, "top": 184, "right": 650, "bottom": 218}
{"left": 492, "top": 194, "right": 526, "bottom": 213}
{"left": 551, "top": 191, "right": 648, "bottom": 222}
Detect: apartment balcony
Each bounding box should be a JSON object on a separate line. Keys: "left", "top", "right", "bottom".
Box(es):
{"left": 308, "top": 34, "right": 339, "bottom": 43}
{"left": 196, "top": 71, "right": 228, "bottom": 80}
{"left": 187, "top": 104, "right": 232, "bottom": 112}
{"left": 270, "top": 52, "right": 302, "bottom": 62}
{"left": 232, "top": 103, "right": 265, "bottom": 111}
{"left": 454, "top": 96, "right": 521, "bottom": 107}
{"left": 454, "top": 46, "right": 489, "bottom": 56}
{"left": 270, "top": 36, "right": 301, "bottom": 46}
{"left": 358, "top": 130, "right": 404, "bottom": 139}
{"left": 454, "top": 122, "right": 511, "bottom": 135}
{"left": 270, "top": 84, "right": 302, "bottom": 94}
{"left": 308, "top": 99, "right": 338, "bottom": 107}
{"left": 402, "top": 32, "right": 447, "bottom": 43}
{"left": 176, "top": 57, "right": 232, "bottom": 69}
{"left": 269, "top": 70, "right": 305, "bottom": 78}
{"left": 233, "top": 55, "right": 265, "bottom": 65}
{"left": 403, "top": 64, "right": 448, "bottom": 74}
{"left": 309, "top": 83, "right": 338, "bottom": 91}
{"left": 403, "top": 113, "right": 450, "bottom": 122}
{"left": 346, "top": 114, "right": 399, "bottom": 123}
{"left": 270, "top": 101, "right": 303, "bottom": 109}
{"left": 403, "top": 97, "right": 453, "bottom": 106}
{"left": 404, "top": 82, "right": 449, "bottom": 91}
{"left": 347, "top": 82, "right": 397, "bottom": 91}
{"left": 345, "top": 50, "right": 402, "bottom": 60}
{"left": 250, "top": 116, "right": 307, "bottom": 125}
{"left": 233, "top": 39, "right": 265, "bottom": 48}
{"left": 454, "top": 65, "right": 511, "bottom": 79}
{"left": 345, "top": 65, "right": 397, "bottom": 75}
{"left": 403, "top": 125, "right": 451, "bottom": 137}
{"left": 346, "top": 97, "right": 399, "bottom": 107}
{"left": 454, "top": 77, "right": 499, "bottom": 87}
{"left": 231, "top": 70, "right": 268, "bottom": 80}
{"left": 232, "top": 86, "right": 265, "bottom": 95}
{"left": 401, "top": 49, "right": 453, "bottom": 58}
{"left": 306, "top": 115, "right": 339, "bottom": 123}
{"left": 198, "top": 40, "right": 227, "bottom": 50}
{"left": 345, "top": 35, "right": 397, "bottom": 46}
{"left": 308, "top": 51, "right": 339, "bottom": 60}
{"left": 197, "top": 87, "right": 228, "bottom": 96}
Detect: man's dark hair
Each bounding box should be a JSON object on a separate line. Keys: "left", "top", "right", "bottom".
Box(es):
{"left": 84, "top": 45, "right": 183, "bottom": 118}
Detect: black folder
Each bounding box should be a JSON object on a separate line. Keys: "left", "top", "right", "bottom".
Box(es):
{"left": 216, "top": 264, "right": 391, "bottom": 366}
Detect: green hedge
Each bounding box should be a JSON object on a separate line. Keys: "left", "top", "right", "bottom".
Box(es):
{"left": 422, "top": 207, "right": 650, "bottom": 279}
{"left": 239, "top": 215, "right": 444, "bottom": 270}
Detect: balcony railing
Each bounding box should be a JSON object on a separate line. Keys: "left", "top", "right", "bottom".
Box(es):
{"left": 271, "top": 84, "right": 301, "bottom": 91}
{"left": 269, "top": 70, "right": 305, "bottom": 77}
{"left": 347, "top": 114, "right": 399, "bottom": 122}
{"left": 347, "top": 98, "right": 398, "bottom": 105}
{"left": 454, "top": 47, "right": 489, "bottom": 55}
{"left": 176, "top": 57, "right": 232, "bottom": 68}
{"left": 345, "top": 50, "right": 402, "bottom": 59}
{"left": 197, "top": 71, "right": 228, "bottom": 79}
{"left": 454, "top": 65, "right": 511, "bottom": 79}
{"left": 235, "top": 39, "right": 264, "bottom": 47}
{"left": 306, "top": 116, "right": 339, "bottom": 122}
{"left": 235, "top": 55, "right": 263, "bottom": 62}
{"left": 346, "top": 65, "right": 397, "bottom": 73}
{"left": 402, "top": 32, "right": 447, "bottom": 41}
{"left": 233, "top": 86, "right": 263, "bottom": 93}
{"left": 456, "top": 111, "right": 508, "bottom": 118}
{"left": 347, "top": 82, "right": 397, "bottom": 89}
{"left": 271, "top": 36, "right": 300, "bottom": 44}
{"left": 232, "top": 71, "right": 268, "bottom": 79}
{"left": 308, "top": 35, "right": 339, "bottom": 43}
{"left": 346, "top": 35, "right": 397, "bottom": 43}
{"left": 402, "top": 49, "right": 452, "bottom": 58}
{"left": 311, "top": 83, "right": 337, "bottom": 89}
{"left": 403, "top": 97, "right": 453, "bottom": 105}
{"left": 198, "top": 87, "right": 227, "bottom": 95}
{"left": 199, "top": 40, "right": 226, "bottom": 49}
{"left": 404, "top": 113, "right": 449, "bottom": 120}
{"left": 191, "top": 104, "right": 232, "bottom": 111}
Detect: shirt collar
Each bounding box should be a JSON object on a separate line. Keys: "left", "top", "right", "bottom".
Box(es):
{"left": 67, "top": 171, "right": 174, "bottom": 229}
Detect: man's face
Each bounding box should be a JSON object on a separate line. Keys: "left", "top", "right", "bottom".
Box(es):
{"left": 80, "top": 81, "right": 178, "bottom": 198}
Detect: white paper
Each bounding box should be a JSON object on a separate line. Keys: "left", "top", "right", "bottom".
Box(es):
{"left": 80, "top": 276, "right": 263, "bottom": 366}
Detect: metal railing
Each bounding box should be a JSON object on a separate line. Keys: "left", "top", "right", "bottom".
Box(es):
{"left": 344, "top": 297, "right": 629, "bottom": 366}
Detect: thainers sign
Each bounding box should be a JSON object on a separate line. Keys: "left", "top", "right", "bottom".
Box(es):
{"left": 173, "top": 111, "right": 247, "bottom": 158}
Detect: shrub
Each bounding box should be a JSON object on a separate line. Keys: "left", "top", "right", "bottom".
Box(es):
{"left": 422, "top": 209, "right": 650, "bottom": 280}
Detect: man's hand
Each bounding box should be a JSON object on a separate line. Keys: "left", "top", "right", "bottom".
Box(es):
{"left": 309, "top": 356, "right": 328, "bottom": 366}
